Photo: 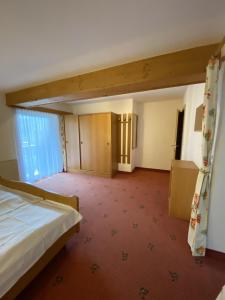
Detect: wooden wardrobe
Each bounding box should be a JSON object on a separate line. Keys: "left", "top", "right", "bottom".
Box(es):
{"left": 65, "top": 112, "right": 118, "bottom": 177}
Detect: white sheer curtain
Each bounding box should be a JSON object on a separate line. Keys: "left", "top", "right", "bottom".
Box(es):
{"left": 16, "top": 109, "right": 63, "bottom": 183}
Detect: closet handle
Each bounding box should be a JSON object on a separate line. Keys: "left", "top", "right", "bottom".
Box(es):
{"left": 80, "top": 141, "right": 83, "bottom": 145}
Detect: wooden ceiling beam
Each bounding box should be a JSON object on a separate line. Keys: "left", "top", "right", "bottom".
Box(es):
{"left": 13, "top": 105, "right": 73, "bottom": 115}
{"left": 6, "top": 43, "right": 218, "bottom": 107}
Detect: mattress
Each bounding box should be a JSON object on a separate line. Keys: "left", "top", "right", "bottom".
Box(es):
{"left": 0, "top": 185, "right": 82, "bottom": 298}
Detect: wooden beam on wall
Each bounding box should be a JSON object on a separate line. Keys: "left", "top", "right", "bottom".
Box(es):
{"left": 6, "top": 44, "right": 218, "bottom": 107}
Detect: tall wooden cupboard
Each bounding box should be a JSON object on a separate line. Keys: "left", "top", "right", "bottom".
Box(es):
{"left": 65, "top": 112, "right": 118, "bottom": 177}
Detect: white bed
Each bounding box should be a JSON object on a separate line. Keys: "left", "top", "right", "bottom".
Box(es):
{"left": 0, "top": 185, "right": 82, "bottom": 298}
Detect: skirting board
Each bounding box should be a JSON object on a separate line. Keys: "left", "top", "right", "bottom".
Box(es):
{"left": 135, "top": 167, "right": 170, "bottom": 173}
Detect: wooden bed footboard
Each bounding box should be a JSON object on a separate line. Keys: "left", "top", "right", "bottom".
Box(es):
{"left": 2, "top": 225, "right": 77, "bottom": 300}
{"left": 0, "top": 176, "right": 79, "bottom": 211}
{"left": 0, "top": 176, "right": 81, "bottom": 299}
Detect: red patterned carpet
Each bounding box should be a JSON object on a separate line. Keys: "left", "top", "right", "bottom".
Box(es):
{"left": 17, "top": 169, "right": 225, "bottom": 300}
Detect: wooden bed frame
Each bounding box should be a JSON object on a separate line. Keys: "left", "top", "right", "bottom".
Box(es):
{"left": 0, "top": 176, "right": 80, "bottom": 300}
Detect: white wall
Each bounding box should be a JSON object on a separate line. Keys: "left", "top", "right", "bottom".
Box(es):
{"left": 181, "top": 84, "right": 205, "bottom": 168}
{"left": 207, "top": 57, "right": 225, "bottom": 253}
{"left": 72, "top": 98, "right": 133, "bottom": 115}
{"left": 135, "top": 99, "right": 184, "bottom": 170}
{"left": 40, "top": 102, "right": 72, "bottom": 112}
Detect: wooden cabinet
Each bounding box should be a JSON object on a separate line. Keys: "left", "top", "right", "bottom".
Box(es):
{"left": 65, "top": 112, "right": 118, "bottom": 177}
{"left": 64, "top": 115, "right": 80, "bottom": 171}
{"left": 169, "top": 160, "right": 198, "bottom": 221}
{"left": 79, "top": 114, "right": 94, "bottom": 171}
{"left": 91, "top": 113, "right": 112, "bottom": 174}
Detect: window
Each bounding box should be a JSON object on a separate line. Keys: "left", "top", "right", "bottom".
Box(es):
{"left": 16, "top": 109, "right": 63, "bottom": 183}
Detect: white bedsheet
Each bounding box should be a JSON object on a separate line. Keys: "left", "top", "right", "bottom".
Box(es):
{"left": 0, "top": 185, "right": 82, "bottom": 298}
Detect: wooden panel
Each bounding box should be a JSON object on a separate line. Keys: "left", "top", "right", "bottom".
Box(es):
{"left": 92, "top": 113, "right": 112, "bottom": 174}
{"left": 6, "top": 44, "right": 218, "bottom": 107}
{"left": 79, "top": 114, "right": 93, "bottom": 171}
{"left": 127, "top": 113, "right": 132, "bottom": 164}
{"left": 122, "top": 114, "right": 127, "bottom": 163}
{"left": 111, "top": 113, "right": 118, "bottom": 174}
{"left": 169, "top": 160, "right": 198, "bottom": 221}
{"left": 117, "top": 113, "right": 132, "bottom": 164}
{"left": 117, "top": 114, "right": 121, "bottom": 163}
{"left": 64, "top": 115, "right": 80, "bottom": 170}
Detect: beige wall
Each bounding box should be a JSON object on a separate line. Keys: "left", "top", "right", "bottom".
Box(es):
{"left": 72, "top": 98, "right": 133, "bottom": 115}
{"left": 0, "top": 93, "right": 19, "bottom": 179}
{"left": 135, "top": 99, "right": 184, "bottom": 170}
{"left": 181, "top": 83, "right": 205, "bottom": 168}
{"left": 40, "top": 102, "right": 72, "bottom": 112}
{"left": 72, "top": 97, "right": 184, "bottom": 171}
{"left": 0, "top": 93, "right": 16, "bottom": 162}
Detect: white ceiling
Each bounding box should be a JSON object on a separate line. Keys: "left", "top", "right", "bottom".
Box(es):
{"left": 0, "top": 0, "right": 224, "bottom": 92}
{"left": 68, "top": 85, "right": 187, "bottom": 105}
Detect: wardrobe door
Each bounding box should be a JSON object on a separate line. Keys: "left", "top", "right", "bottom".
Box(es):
{"left": 79, "top": 114, "right": 94, "bottom": 171}
{"left": 64, "top": 115, "right": 80, "bottom": 171}
{"left": 92, "top": 113, "right": 112, "bottom": 175}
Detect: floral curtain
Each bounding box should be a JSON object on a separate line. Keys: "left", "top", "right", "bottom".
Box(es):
{"left": 188, "top": 57, "right": 220, "bottom": 256}
{"left": 59, "top": 115, "right": 67, "bottom": 172}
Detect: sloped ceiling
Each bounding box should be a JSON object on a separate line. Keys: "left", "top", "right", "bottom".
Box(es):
{"left": 68, "top": 85, "right": 188, "bottom": 105}
{"left": 0, "top": 0, "right": 224, "bottom": 92}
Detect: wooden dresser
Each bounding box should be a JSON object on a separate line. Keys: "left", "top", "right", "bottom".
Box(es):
{"left": 169, "top": 160, "right": 199, "bottom": 221}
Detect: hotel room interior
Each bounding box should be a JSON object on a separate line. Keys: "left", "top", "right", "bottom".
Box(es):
{"left": 0, "top": 1, "right": 225, "bottom": 299}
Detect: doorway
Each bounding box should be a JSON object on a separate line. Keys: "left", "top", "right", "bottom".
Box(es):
{"left": 175, "top": 109, "right": 185, "bottom": 160}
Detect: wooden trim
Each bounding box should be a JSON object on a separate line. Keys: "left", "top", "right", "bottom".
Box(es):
{"left": 62, "top": 116, "right": 68, "bottom": 171}
{"left": 127, "top": 113, "right": 131, "bottom": 164}
{"left": 6, "top": 44, "right": 218, "bottom": 107}
{"left": 13, "top": 105, "right": 73, "bottom": 115}
{"left": 0, "top": 176, "right": 79, "bottom": 210}
{"left": 122, "top": 114, "right": 126, "bottom": 164}
{"left": 78, "top": 115, "right": 83, "bottom": 170}
{"left": 117, "top": 115, "right": 121, "bottom": 163}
